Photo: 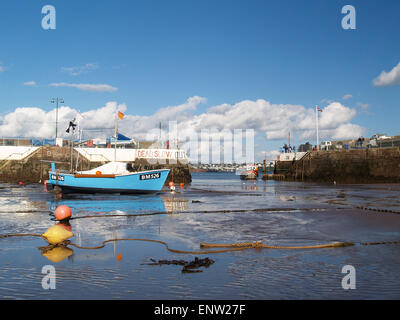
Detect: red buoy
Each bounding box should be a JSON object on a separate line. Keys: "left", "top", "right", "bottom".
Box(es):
{"left": 19, "top": 181, "right": 23, "bottom": 186}
{"left": 54, "top": 205, "right": 72, "bottom": 221}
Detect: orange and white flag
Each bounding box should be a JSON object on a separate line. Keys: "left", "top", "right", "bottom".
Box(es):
{"left": 118, "top": 111, "right": 125, "bottom": 120}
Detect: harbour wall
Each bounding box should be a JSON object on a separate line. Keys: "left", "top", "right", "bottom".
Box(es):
{"left": 275, "top": 147, "right": 400, "bottom": 183}
{"left": 0, "top": 146, "right": 191, "bottom": 185}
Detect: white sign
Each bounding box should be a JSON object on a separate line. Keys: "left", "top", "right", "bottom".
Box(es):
{"left": 136, "top": 149, "right": 187, "bottom": 160}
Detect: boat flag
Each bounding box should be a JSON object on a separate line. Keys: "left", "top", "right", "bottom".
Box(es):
{"left": 118, "top": 111, "right": 125, "bottom": 120}
{"left": 317, "top": 106, "right": 323, "bottom": 112}
{"left": 66, "top": 118, "right": 77, "bottom": 133}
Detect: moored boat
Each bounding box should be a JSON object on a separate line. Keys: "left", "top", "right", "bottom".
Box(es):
{"left": 47, "top": 161, "right": 170, "bottom": 194}
{"left": 236, "top": 165, "right": 258, "bottom": 180}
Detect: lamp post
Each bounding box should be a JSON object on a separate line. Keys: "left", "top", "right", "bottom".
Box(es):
{"left": 51, "top": 98, "right": 64, "bottom": 140}
{"left": 315, "top": 105, "right": 320, "bottom": 151}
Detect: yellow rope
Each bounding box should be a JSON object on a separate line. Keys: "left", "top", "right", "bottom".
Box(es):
{"left": 68, "top": 238, "right": 248, "bottom": 254}
{"left": 1, "top": 233, "right": 399, "bottom": 254}
{"left": 200, "top": 241, "right": 355, "bottom": 250}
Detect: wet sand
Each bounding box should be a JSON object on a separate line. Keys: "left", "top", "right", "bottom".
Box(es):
{"left": 0, "top": 172, "right": 400, "bottom": 299}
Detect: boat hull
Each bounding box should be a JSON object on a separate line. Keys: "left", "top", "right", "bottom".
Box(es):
{"left": 48, "top": 169, "right": 170, "bottom": 194}
{"left": 240, "top": 172, "right": 258, "bottom": 180}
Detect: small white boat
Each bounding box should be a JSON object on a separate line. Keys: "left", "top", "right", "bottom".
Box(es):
{"left": 235, "top": 165, "right": 258, "bottom": 180}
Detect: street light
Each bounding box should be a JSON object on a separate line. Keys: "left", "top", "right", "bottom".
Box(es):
{"left": 51, "top": 98, "right": 64, "bottom": 140}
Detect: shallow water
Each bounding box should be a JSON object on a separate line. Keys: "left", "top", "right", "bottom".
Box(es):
{"left": 0, "top": 172, "right": 400, "bottom": 299}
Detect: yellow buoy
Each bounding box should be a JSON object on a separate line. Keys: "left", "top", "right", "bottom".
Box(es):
{"left": 42, "top": 246, "right": 74, "bottom": 263}
{"left": 42, "top": 224, "right": 74, "bottom": 245}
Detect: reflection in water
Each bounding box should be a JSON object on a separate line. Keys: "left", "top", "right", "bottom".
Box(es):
{"left": 161, "top": 195, "right": 188, "bottom": 213}
{"left": 42, "top": 193, "right": 189, "bottom": 264}
{"left": 48, "top": 194, "right": 168, "bottom": 216}
{"left": 46, "top": 194, "right": 174, "bottom": 256}
{"left": 277, "top": 195, "right": 296, "bottom": 202}
{"left": 241, "top": 182, "right": 258, "bottom": 191}
{"left": 41, "top": 246, "right": 74, "bottom": 263}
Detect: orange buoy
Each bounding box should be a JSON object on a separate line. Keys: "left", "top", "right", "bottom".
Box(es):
{"left": 168, "top": 181, "right": 174, "bottom": 187}
{"left": 96, "top": 171, "right": 102, "bottom": 175}
{"left": 54, "top": 205, "right": 72, "bottom": 221}
{"left": 44, "top": 180, "right": 48, "bottom": 186}
{"left": 180, "top": 183, "right": 184, "bottom": 189}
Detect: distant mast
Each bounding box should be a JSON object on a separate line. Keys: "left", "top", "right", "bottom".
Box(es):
{"left": 315, "top": 105, "right": 319, "bottom": 150}
{"left": 114, "top": 110, "right": 125, "bottom": 162}
{"left": 114, "top": 111, "right": 118, "bottom": 162}
{"left": 315, "top": 105, "right": 322, "bottom": 150}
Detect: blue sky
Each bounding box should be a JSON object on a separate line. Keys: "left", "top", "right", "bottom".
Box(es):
{"left": 0, "top": 0, "right": 399, "bottom": 160}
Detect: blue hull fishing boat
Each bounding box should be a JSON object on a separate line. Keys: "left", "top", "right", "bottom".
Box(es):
{"left": 47, "top": 109, "right": 171, "bottom": 194}
{"left": 47, "top": 161, "right": 170, "bottom": 194}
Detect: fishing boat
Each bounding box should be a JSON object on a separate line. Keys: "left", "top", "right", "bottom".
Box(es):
{"left": 235, "top": 164, "right": 258, "bottom": 180}
{"left": 47, "top": 161, "right": 170, "bottom": 194}
{"left": 46, "top": 110, "right": 170, "bottom": 194}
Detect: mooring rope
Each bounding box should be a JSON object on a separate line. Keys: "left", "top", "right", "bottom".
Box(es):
{"left": 68, "top": 238, "right": 248, "bottom": 254}
{"left": 2, "top": 233, "right": 400, "bottom": 254}
{"left": 0, "top": 233, "right": 44, "bottom": 239}
{"left": 355, "top": 206, "right": 400, "bottom": 214}
{"left": 53, "top": 203, "right": 399, "bottom": 222}
{"left": 61, "top": 207, "right": 303, "bottom": 221}
{"left": 199, "top": 241, "right": 356, "bottom": 250}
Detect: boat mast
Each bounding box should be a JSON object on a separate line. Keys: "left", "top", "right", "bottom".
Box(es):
{"left": 315, "top": 105, "right": 320, "bottom": 151}
{"left": 114, "top": 111, "right": 118, "bottom": 162}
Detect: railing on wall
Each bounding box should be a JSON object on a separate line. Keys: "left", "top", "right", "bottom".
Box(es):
{"left": 0, "top": 146, "right": 40, "bottom": 160}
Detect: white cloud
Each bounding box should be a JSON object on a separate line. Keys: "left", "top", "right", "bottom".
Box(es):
{"left": 0, "top": 106, "right": 76, "bottom": 138}
{"left": 23, "top": 81, "right": 37, "bottom": 86}
{"left": 61, "top": 63, "right": 98, "bottom": 76}
{"left": 255, "top": 149, "right": 280, "bottom": 162}
{"left": 318, "top": 102, "right": 356, "bottom": 129}
{"left": 373, "top": 61, "right": 400, "bottom": 87}
{"left": 79, "top": 102, "right": 127, "bottom": 131}
{"left": 49, "top": 82, "right": 118, "bottom": 92}
{"left": 330, "top": 123, "right": 365, "bottom": 140}
{"left": 0, "top": 97, "right": 364, "bottom": 159}
{"left": 342, "top": 94, "right": 352, "bottom": 100}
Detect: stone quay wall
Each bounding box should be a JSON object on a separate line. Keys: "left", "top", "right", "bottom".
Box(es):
{"left": 0, "top": 147, "right": 191, "bottom": 185}
{"left": 275, "top": 147, "right": 400, "bottom": 184}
